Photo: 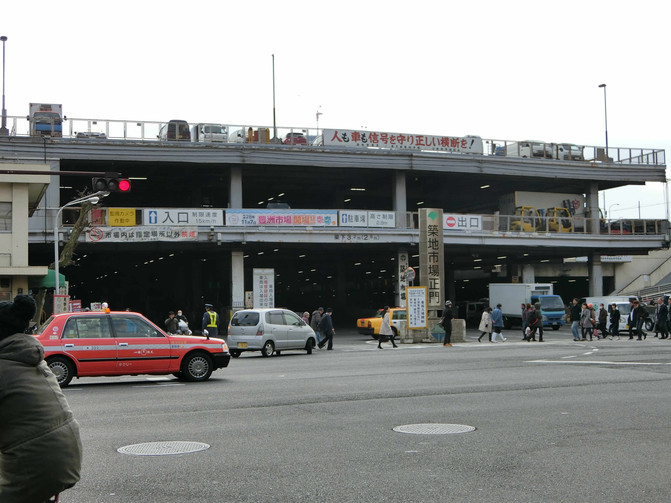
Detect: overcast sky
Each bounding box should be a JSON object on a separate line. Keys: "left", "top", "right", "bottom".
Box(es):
{"left": 3, "top": 0, "right": 669, "bottom": 218}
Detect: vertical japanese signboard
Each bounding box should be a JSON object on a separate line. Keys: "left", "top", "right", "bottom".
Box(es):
{"left": 406, "top": 287, "right": 428, "bottom": 329}
{"left": 419, "top": 208, "right": 444, "bottom": 309}
{"left": 397, "top": 249, "right": 409, "bottom": 308}
{"left": 253, "top": 268, "right": 274, "bottom": 308}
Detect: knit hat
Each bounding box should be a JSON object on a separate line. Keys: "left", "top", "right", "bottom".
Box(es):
{"left": 0, "top": 295, "right": 37, "bottom": 339}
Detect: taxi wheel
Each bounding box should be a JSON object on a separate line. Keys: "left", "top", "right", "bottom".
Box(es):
{"left": 261, "top": 341, "right": 275, "bottom": 357}
{"left": 47, "top": 356, "right": 75, "bottom": 387}
{"left": 391, "top": 327, "right": 398, "bottom": 338}
{"left": 230, "top": 350, "right": 241, "bottom": 358}
{"left": 180, "top": 352, "right": 213, "bottom": 382}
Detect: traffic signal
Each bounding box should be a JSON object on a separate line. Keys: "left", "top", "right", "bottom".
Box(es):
{"left": 92, "top": 177, "right": 131, "bottom": 193}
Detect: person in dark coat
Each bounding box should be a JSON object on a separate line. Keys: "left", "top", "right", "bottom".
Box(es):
{"left": 0, "top": 295, "right": 82, "bottom": 503}
{"left": 597, "top": 303, "right": 609, "bottom": 339}
{"left": 654, "top": 297, "right": 668, "bottom": 339}
{"left": 609, "top": 303, "right": 621, "bottom": 339}
{"left": 441, "top": 301, "right": 454, "bottom": 346}
{"left": 164, "top": 311, "right": 179, "bottom": 334}
{"left": 525, "top": 304, "right": 543, "bottom": 342}
{"left": 317, "top": 308, "right": 335, "bottom": 350}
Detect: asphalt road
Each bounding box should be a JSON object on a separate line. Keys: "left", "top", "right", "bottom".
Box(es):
{"left": 58, "top": 327, "right": 671, "bottom": 502}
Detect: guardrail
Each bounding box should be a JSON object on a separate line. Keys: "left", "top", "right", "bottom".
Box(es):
{"left": 1, "top": 115, "right": 665, "bottom": 167}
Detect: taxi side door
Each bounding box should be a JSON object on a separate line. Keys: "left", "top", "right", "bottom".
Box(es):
{"left": 61, "top": 315, "right": 117, "bottom": 376}
{"left": 111, "top": 315, "right": 172, "bottom": 373}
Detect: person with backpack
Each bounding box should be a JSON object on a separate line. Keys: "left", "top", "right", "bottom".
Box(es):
{"left": 317, "top": 308, "right": 335, "bottom": 350}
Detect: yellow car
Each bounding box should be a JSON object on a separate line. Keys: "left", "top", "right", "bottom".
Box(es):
{"left": 356, "top": 307, "right": 406, "bottom": 339}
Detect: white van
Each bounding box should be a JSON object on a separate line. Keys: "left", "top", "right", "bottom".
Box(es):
{"left": 585, "top": 296, "right": 637, "bottom": 333}
{"left": 228, "top": 128, "right": 248, "bottom": 143}
{"left": 192, "top": 123, "right": 228, "bottom": 143}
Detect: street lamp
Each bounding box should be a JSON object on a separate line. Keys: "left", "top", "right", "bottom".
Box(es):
{"left": 598, "top": 83, "right": 608, "bottom": 159}
{"left": 53, "top": 192, "right": 107, "bottom": 309}
{"left": 0, "top": 35, "right": 7, "bottom": 136}
{"left": 608, "top": 203, "right": 620, "bottom": 219}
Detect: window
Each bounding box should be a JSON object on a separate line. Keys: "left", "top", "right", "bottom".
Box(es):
{"left": 0, "top": 203, "right": 12, "bottom": 232}
{"left": 266, "top": 311, "right": 285, "bottom": 326}
{"left": 283, "top": 311, "right": 303, "bottom": 326}
{"left": 231, "top": 312, "right": 259, "bottom": 326}
{"left": 63, "top": 317, "right": 112, "bottom": 339}
{"left": 112, "top": 316, "right": 162, "bottom": 338}
{"left": 392, "top": 310, "right": 407, "bottom": 321}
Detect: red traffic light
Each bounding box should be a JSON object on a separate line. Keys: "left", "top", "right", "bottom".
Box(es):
{"left": 117, "top": 179, "right": 131, "bottom": 192}
{"left": 92, "top": 177, "right": 131, "bottom": 193}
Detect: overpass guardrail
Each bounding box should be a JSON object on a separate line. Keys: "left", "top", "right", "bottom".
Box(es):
{"left": 1, "top": 115, "right": 665, "bottom": 167}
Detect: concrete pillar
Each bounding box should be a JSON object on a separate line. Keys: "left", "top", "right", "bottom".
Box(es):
{"left": 393, "top": 171, "right": 407, "bottom": 228}
{"left": 231, "top": 250, "right": 244, "bottom": 309}
{"left": 522, "top": 264, "right": 535, "bottom": 283}
{"left": 588, "top": 253, "right": 603, "bottom": 296}
{"left": 587, "top": 182, "right": 600, "bottom": 233}
{"left": 230, "top": 166, "right": 243, "bottom": 208}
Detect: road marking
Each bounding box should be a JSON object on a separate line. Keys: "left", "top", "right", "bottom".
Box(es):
{"left": 528, "top": 360, "right": 671, "bottom": 366}
{"left": 132, "top": 383, "right": 185, "bottom": 388}
{"left": 561, "top": 355, "right": 577, "bottom": 359}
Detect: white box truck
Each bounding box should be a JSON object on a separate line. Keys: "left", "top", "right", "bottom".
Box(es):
{"left": 505, "top": 140, "right": 553, "bottom": 159}
{"left": 489, "top": 283, "right": 566, "bottom": 330}
{"left": 28, "top": 103, "right": 64, "bottom": 137}
{"left": 191, "top": 123, "right": 228, "bottom": 143}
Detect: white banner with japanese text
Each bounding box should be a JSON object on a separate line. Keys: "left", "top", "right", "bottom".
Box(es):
{"left": 407, "top": 287, "right": 428, "bottom": 329}
{"left": 323, "top": 129, "right": 483, "bottom": 154}
{"left": 85, "top": 226, "right": 198, "bottom": 243}
{"left": 226, "top": 209, "right": 338, "bottom": 226}
{"left": 253, "top": 268, "right": 275, "bottom": 309}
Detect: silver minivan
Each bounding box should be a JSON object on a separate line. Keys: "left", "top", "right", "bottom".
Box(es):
{"left": 227, "top": 308, "right": 317, "bottom": 358}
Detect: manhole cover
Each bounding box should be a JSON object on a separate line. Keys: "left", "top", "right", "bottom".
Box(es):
{"left": 393, "top": 423, "right": 476, "bottom": 435}
{"left": 117, "top": 441, "right": 210, "bottom": 456}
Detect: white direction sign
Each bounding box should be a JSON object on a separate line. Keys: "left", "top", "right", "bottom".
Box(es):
{"left": 143, "top": 208, "right": 223, "bottom": 226}
{"left": 253, "top": 268, "right": 275, "bottom": 309}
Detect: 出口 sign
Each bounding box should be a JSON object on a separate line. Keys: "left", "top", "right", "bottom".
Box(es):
{"left": 444, "top": 213, "right": 482, "bottom": 231}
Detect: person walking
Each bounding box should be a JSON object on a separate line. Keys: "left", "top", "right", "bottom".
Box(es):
{"left": 570, "top": 298, "right": 582, "bottom": 341}
{"left": 521, "top": 303, "right": 529, "bottom": 341}
{"left": 580, "top": 302, "right": 592, "bottom": 341}
{"left": 654, "top": 297, "right": 668, "bottom": 339}
{"left": 609, "top": 303, "right": 621, "bottom": 339}
{"left": 201, "top": 303, "right": 220, "bottom": 338}
{"left": 377, "top": 306, "right": 398, "bottom": 349}
{"left": 525, "top": 304, "right": 542, "bottom": 341}
{"left": 491, "top": 303, "right": 506, "bottom": 342}
{"left": 597, "top": 303, "right": 608, "bottom": 339}
{"left": 441, "top": 300, "right": 454, "bottom": 347}
{"left": 310, "top": 307, "right": 324, "bottom": 344}
{"left": 634, "top": 300, "right": 648, "bottom": 340}
{"left": 627, "top": 299, "right": 637, "bottom": 340}
{"left": 164, "top": 310, "right": 179, "bottom": 334}
{"left": 478, "top": 307, "right": 492, "bottom": 342}
{"left": 0, "top": 295, "right": 83, "bottom": 503}
{"left": 318, "top": 308, "right": 335, "bottom": 350}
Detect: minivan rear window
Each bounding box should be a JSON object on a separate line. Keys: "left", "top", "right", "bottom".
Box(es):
{"left": 231, "top": 312, "right": 260, "bottom": 326}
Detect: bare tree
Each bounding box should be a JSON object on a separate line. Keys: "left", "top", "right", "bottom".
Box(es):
{"left": 32, "top": 198, "right": 100, "bottom": 325}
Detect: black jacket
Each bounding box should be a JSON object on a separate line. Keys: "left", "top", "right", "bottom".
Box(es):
{"left": 570, "top": 303, "right": 582, "bottom": 322}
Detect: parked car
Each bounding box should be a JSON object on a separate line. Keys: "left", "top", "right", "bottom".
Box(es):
{"left": 158, "top": 120, "right": 191, "bottom": 141}
{"left": 283, "top": 132, "right": 307, "bottom": 145}
{"left": 34, "top": 311, "right": 230, "bottom": 386}
{"left": 356, "top": 307, "right": 406, "bottom": 339}
{"left": 76, "top": 131, "right": 107, "bottom": 139}
{"left": 227, "top": 308, "right": 317, "bottom": 357}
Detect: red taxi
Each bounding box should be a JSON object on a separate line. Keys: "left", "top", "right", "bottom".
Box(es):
{"left": 35, "top": 311, "right": 230, "bottom": 387}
